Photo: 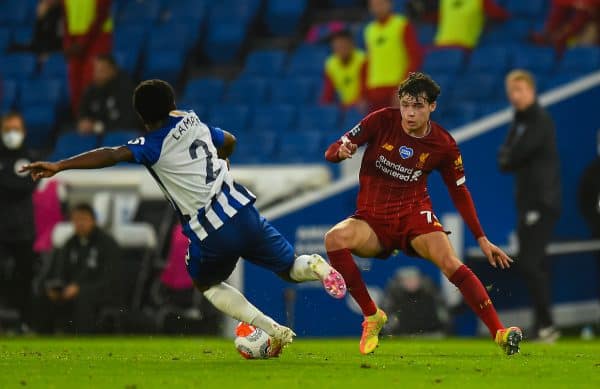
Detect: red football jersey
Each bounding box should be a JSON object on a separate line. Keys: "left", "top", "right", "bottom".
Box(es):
{"left": 326, "top": 107, "right": 485, "bottom": 239}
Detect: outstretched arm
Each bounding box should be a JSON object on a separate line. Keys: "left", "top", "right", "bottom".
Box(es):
{"left": 325, "top": 109, "right": 380, "bottom": 162}
{"left": 217, "top": 130, "right": 236, "bottom": 160}
{"left": 19, "top": 146, "right": 134, "bottom": 181}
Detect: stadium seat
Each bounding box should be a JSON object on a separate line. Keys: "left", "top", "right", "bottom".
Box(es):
{"left": 114, "top": 25, "right": 148, "bottom": 52}
{"left": 270, "top": 78, "right": 318, "bottom": 105}
{"left": 445, "top": 102, "right": 479, "bottom": 125}
{"left": 558, "top": 47, "right": 600, "bottom": 74}
{"left": 512, "top": 47, "right": 556, "bottom": 74}
{"left": 505, "top": 0, "right": 546, "bottom": 18}
{"left": 142, "top": 49, "right": 186, "bottom": 85}
{"left": 451, "top": 74, "right": 499, "bottom": 101}
{"left": 0, "top": 28, "right": 11, "bottom": 52}
{"left": 340, "top": 108, "right": 363, "bottom": 131}
{"left": 114, "top": 49, "right": 141, "bottom": 76}
{"left": 148, "top": 22, "right": 198, "bottom": 52}
{"left": 225, "top": 78, "right": 270, "bottom": 105}
{"left": 232, "top": 130, "right": 278, "bottom": 164}
{"left": 0, "top": 54, "right": 37, "bottom": 80}
{"left": 422, "top": 49, "right": 465, "bottom": 74}
{"left": 182, "top": 78, "right": 226, "bottom": 104}
{"left": 118, "top": 0, "right": 162, "bottom": 24}
{"left": 277, "top": 131, "right": 324, "bottom": 163}
{"left": 242, "top": 50, "right": 287, "bottom": 77}
{"left": 203, "top": 23, "right": 247, "bottom": 63}
{"left": 264, "top": 0, "right": 308, "bottom": 36}
{"left": 252, "top": 104, "right": 296, "bottom": 132}
{"left": 0, "top": 79, "right": 18, "bottom": 113}
{"left": 162, "top": 0, "right": 208, "bottom": 23}
{"left": 296, "top": 106, "right": 340, "bottom": 132}
{"left": 11, "top": 26, "right": 33, "bottom": 47}
{"left": 22, "top": 105, "right": 56, "bottom": 149}
{"left": 417, "top": 24, "right": 436, "bottom": 46}
{"left": 177, "top": 99, "right": 206, "bottom": 118}
{"left": 101, "top": 130, "right": 141, "bottom": 147}
{"left": 0, "top": 0, "right": 31, "bottom": 26}
{"left": 50, "top": 132, "right": 99, "bottom": 161}
{"left": 286, "top": 46, "right": 329, "bottom": 76}
{"left": 541, "top": 73, "right": 582, "bottom": 91}
{"left": 210, "top": 0, "right": 261, "bottom": 27}
{"left": 19, "top": 79, "right": 63, "bottom": 108}
{"left": 207, "top": 105, "right": 250, "bottom": 131}
{"left": 467, "top": 47, "right": 511, "bottom": 73}
{"left": 40, "top": 53, "right": 68, "bottom": 79}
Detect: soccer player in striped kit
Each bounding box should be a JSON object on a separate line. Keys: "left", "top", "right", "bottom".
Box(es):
{"left": 324, "top": 72, "right": 522, "bottom": 355}
{"left": 21, "top": 80, "right": 346, "bottom": 354}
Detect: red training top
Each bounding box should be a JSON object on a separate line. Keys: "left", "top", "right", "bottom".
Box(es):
{"left": 325, "top": 108, "right": 485, "bottom": 239}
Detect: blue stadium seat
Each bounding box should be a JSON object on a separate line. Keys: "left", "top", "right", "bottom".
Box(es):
{"left": 467, "top": 46, "right": 511, "bottom": 73}
{"left": 0, "top": 79, "right": 18, "bottom": 113}
{"left": 512, "top": 47, "right": 556, "bottom": 74}
{"left": 0, "top": 1, "right": 31, "bottom": 26}
{"left": 0, "top": 28, "right": 11, "bottom": 51}
{"left": 19, "top": 79, "right": 63, "bottom": 108}
{"left": 148, "top": 22, "right": 198, "bottom": 52}
{"left": 101, "top": 130, "right": 141, "bottom": 147}
{"left": 541, "top": 73, "right": 582, "bottom": 91}
{"left": 0, "top": 54, "right": 37, "bottom": 80}
{"left": 243, "top": 50, "right": 287, "bottom": 77}
{"left": 142, "top": 49, "right": 186, "bottom": 85}
{"left": 277, "top": 131, "right": 324, "bottom": 163}
{"left": 11, "top": 26, "right": 33, "bottom": 47}
{"left": 252, "top": 104, "right": 296, "bottom": 132}
{"left": 417, "top": 24, "right": 436, "bottom": 45}
{"left": 558, "top": 47, "right": 600, "bottom": 74}
{"left": 118, "top": 0, "right": 162, "bottom": 24}
{"left": 50, "top": 132, "right": 99, "bottom": 161}
{"left": 22, "top": 105, "right": 56, "bottom": 149}
{"left": 422, "top": 49, "right": 465, "bottom": 74}
{"left": 505, "top": 0, "right": 546, "bottom": 18}
{"left": 264, "top": 0, "right": 308, "bottom": 36}
{"left": 203, "top": 23, "right": 246, "bottom": 63}
{"left": 477, "top": 101, "right": 507, "bottom": 116}
{"left": 182, "top": 78, "right": 226, "bottom": 104}
{"left": 270, "top": 78, "right": 318, "bottom": 105}
{"left": 208, "top": 105, "right": 250, "bottom": 131}
{"left": 114, "top": 49, "right": 141, "bottom": 76}
{"left": 445, "top": 102, "right": 479, "bottom": 125}
{"left": 341, "top": 109, "right": 363, "bottom": 131}
{"left": 210, "top": 0, "right": 261, "bottom": 27}
{"left": 114, "top": 25, "right": 148, "bottom": 52}
{"left": 177, "top": 99, "right": 206, "bottom": 118}
{"left": 225, "top": 78, "right": 270, "bottom": 104}
{"left": 232, "top": 130, "right": 279, "bottom": 164}
{"left": 162, "top": 0, "right": 208, "bottom": 23}
{"left": 286, "top": 46, "right": 329, "bottom": 76}
{"left": 451, "top": 74, "right": 499, "bottom": 101}
{"left": 40, "top": 53, "right": 68, "bottom": 79}
{"left": 296, "top": 106, "right": 341, "bottom": 132}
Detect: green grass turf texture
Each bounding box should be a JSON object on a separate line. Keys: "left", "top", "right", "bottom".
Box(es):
{"left": 0, "top": 337, "right": 598, "bottom": 388}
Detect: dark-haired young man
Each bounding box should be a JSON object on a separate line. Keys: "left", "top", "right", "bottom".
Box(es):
{"left": 21, "top": 79, "right": 346, "bottom": 353}
{"left": 324, "top": 72, "right": 522, "bottom": 355}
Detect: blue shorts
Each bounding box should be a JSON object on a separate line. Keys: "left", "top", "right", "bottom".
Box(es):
{"left": 185, "top": 205, "right": 295, "bottom": 286}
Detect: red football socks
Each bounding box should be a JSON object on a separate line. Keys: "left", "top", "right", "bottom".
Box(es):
{"left": 327, "top": 249, "right": 377, "bottom": 316}
{"left": 449, "top": 264, "right": 504, "bottom": 338}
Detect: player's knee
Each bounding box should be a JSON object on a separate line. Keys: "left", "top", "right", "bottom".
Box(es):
{"left": 324, "top": 227, "right": 354, "bottom": 250}
{"left": 438, "top": 254, "right": 462, "bottom": 277}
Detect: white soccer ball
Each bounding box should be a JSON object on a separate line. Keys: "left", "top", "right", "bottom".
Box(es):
{"left": 234, "top": 322, "right": 279, "bottom": 359}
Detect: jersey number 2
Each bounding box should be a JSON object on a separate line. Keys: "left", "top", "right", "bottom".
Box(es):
{"left": 189, "top": 139, "right": 216, "bottom": 184}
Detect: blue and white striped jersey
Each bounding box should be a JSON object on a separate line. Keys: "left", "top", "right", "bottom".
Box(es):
{"left": 125, "top": 110, "right": 255, "bottom": 241}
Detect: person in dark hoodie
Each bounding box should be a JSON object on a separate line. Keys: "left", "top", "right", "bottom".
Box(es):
{"left": 0, "top": 112, "right": 38, "bottom": 332}
{"left": 77, "top": 54, "right": 138, "bottom": 134}
{"left": 498, "top": 69, "right": 562, "bottom": 343}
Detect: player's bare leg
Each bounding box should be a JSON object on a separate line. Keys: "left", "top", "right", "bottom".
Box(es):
{"left": 197, "top": 282, "right": 295, "bottom": 352}
{"left": 324, "top": 218, "right": 388, "bottom": 354}
{"left": 411, "top": 232, "right": 522, "bottom": 355}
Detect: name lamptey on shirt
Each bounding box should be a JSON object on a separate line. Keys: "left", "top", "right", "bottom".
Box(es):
{"left": 325, "top": 107, "right": 485, "bottom": 240}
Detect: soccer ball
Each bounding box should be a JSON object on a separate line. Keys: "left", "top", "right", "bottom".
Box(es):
{"left": 234, "top": 322, "right": 280, "bottom": 359}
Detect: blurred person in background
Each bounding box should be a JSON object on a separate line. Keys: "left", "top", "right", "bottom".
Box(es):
{"left": 531, "top": 0, "right": 600, "bottom": 51}
{"left": 382, "top": 267, "right": 446, "bottom": 336}
{"left": 578, "top": 131, "right": 600, "bottom": 239}
{"left": 35, "top": 203, "right": 122, "bottom": 334}
{"left": 320, "top": 30, "right": 367, "bottom": 110}
{"left": 77, "top": 54, "right": 137, "bottom": 134}
{"left": 405, "top": 0, "right": 439, "bottom": 24}
{"left": 63, "top": 0, "right": 113, "bottom": 115}
{"left": 498, "top": 70, "right": 561, "bottom": 343}
{"left": 0, "top": 112, "right": 37, "bottom": 333}
{"left": 434, "top": 0, "right": 509, "bottom": 50}
{"left": 363, "top": 0, "right": 423, "bottom": 112}
{"left": 10, "top": 0, "right": 63, "bottom": 59}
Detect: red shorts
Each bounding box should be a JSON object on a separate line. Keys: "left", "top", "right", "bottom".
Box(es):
{"left": 352, "top": 208, "right": 447, "bottom": 258}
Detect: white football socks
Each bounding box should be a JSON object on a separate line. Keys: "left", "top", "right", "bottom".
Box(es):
{"left": 203, "top": 282, "right": 279, "bottom": 336}
{"left": 289, "top": 254, "right": 328, "bottom": 282}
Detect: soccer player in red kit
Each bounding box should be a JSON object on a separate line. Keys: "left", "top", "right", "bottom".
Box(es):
{"left": 324, "top": 72, "right": 522, "bottom": 355}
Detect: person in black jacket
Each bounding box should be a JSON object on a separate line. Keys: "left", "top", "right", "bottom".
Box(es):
{"left": 498, "top": 70, "right": 562, "bottom": 342}
{"left": 578, "top": 132, "right": 600, "bottom": 238}
{"left": 77, "top": 54, "right": 138, "bottom": 134}
{"left": 0, "top": 112, "right": 38, "bottom": 332}
{"left": 35, "top": 203, "right": 122, "bottom": 334}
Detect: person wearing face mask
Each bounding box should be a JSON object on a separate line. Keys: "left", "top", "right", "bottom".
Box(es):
{"left": 0, "top": 112, "right": 38, "bottom": 332}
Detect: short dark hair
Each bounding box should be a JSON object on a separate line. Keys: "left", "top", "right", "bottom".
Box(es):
{"left": 1, "top": 110, "right": 25, "bottom": 126}
{"left": 71, "top": 203, "right": 96, "bottom": 220}
{"left": 329, "top": 29, "right": 353, "bottom": 42}
{"left": 133, "top": 79, "right": 176, "bottom": 125}
{"left": 398, "top": 72, "right": 441, "bottom": 103}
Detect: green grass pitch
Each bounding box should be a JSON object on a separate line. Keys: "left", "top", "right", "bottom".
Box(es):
{"left": 0, "top": 337, "right": 598, "bottom": 388}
